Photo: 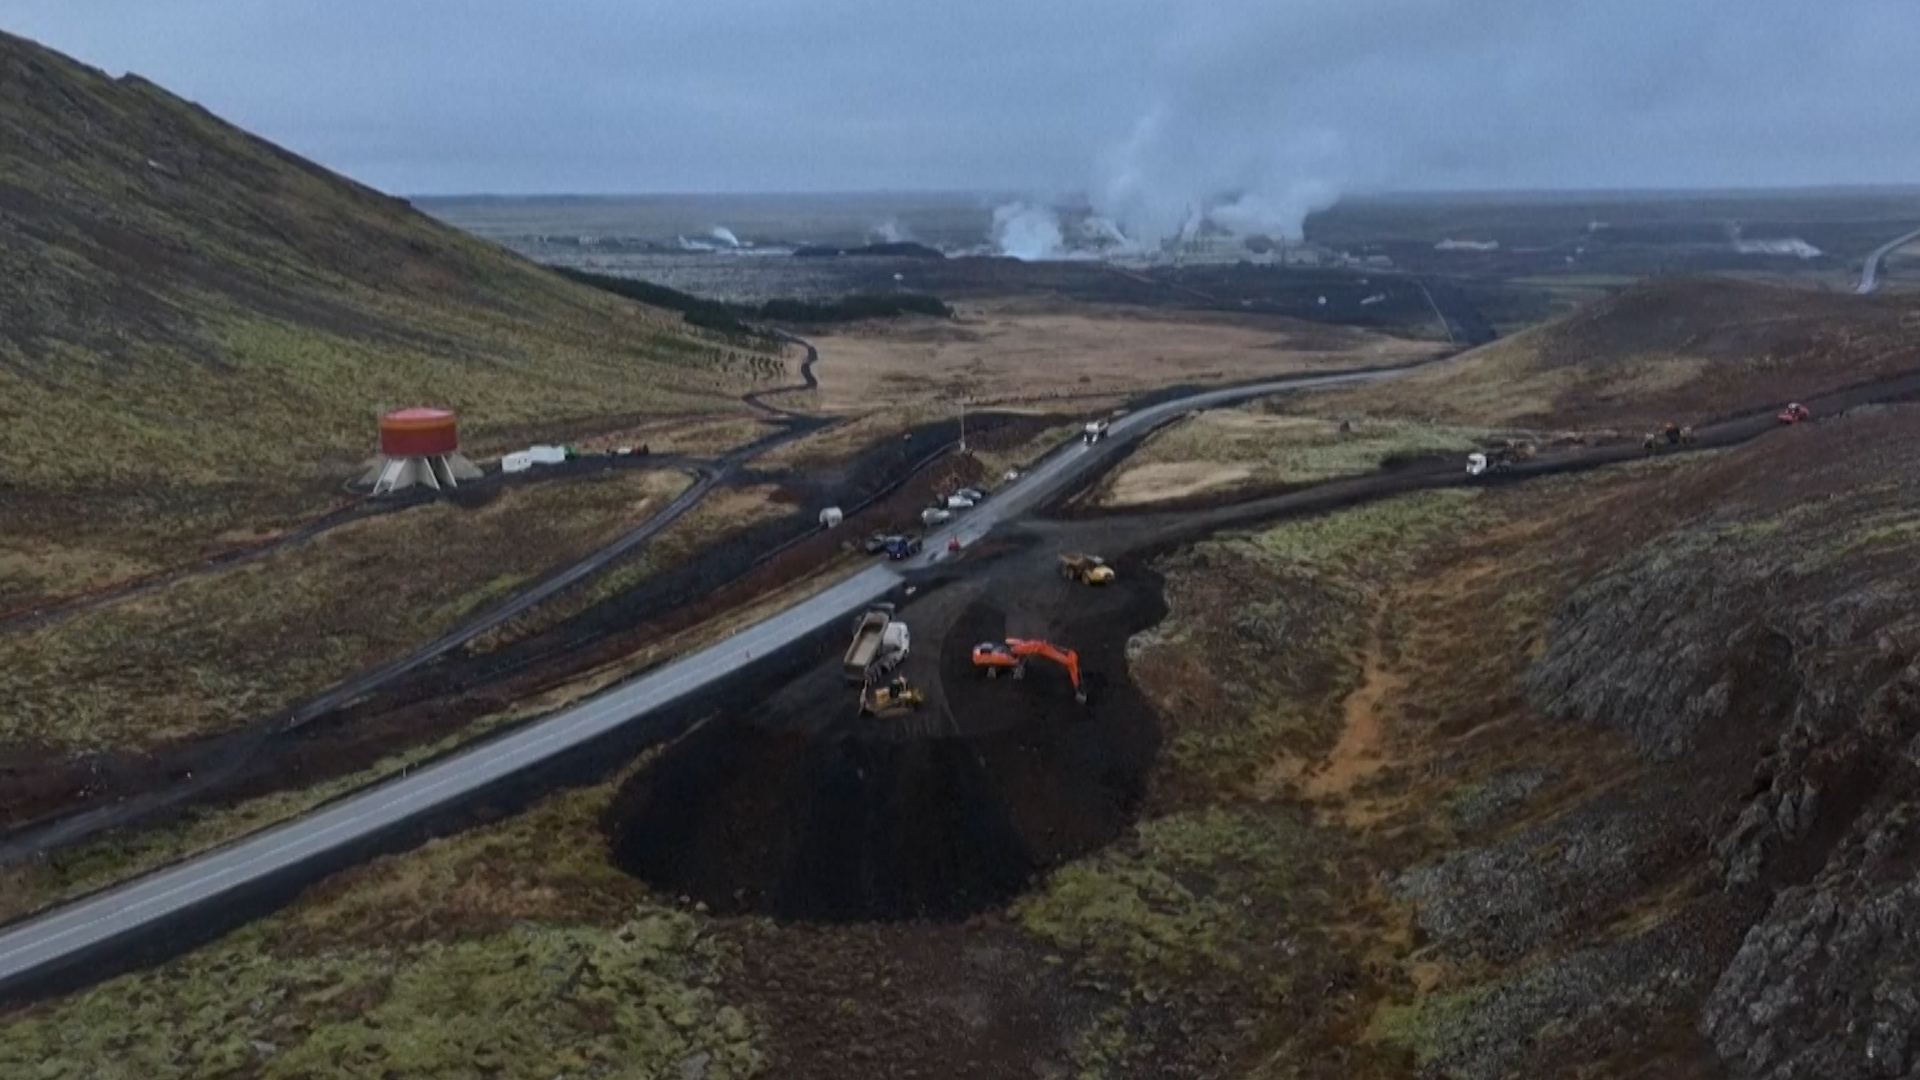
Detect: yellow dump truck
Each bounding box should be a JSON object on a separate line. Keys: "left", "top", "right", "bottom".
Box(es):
{"left": 1059, "top": 553, "right": 1116, "bottom": 585}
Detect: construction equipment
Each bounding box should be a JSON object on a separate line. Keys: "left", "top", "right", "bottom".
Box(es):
{"left": 844, "top": 605, "right": 907, "bottom": 682}
{"left": 1489, "top": 439, "right": 1537, "bottom": 464}
{"left": 1645, "top": 423, "right": 1698, "bottom": 452}
{"left": 1777, "top": 402, "right": 1811, "bottom": 425}
{"left": 1059, "top": 553, "right": 1116, "bottom": 585}
{"left": 1082, "top": 419, "right": 1110, "bottom": 445}
{"left": 971, "top": 638, "right": 1088, "bottom": 704}
{"left": 972, "top": 641, "right": 1019, "bottom": 675}
{"left": 859, "top": 675, "right": 925, "bottom": 717}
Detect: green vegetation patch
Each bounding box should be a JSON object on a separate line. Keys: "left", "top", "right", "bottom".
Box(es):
{"left": 1240, "top": 489, "right": 1483, "bottom": 578}
{"left": 1, "top": 914, "right": 759, "bottom": 1080}
{"left": 1017, "top": 807, "right": 1321, "bottom": 993}
{"left": 1108, "top": 409, "right": 1492, "bottom": 505}
{"left": 3, "top": 755, "right": 763, "bottom": 1080}
{"left": 1364, "top": 982, "right": 1498, "bottom": 1067}
{"left": 1130, "top": 491, "right": 1482, "bottom": 795}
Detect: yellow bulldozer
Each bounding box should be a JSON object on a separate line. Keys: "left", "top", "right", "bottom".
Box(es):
{"left": 859, "top": 675, "right": 926, "bottom": 717}
{"left": 1059, "top": 553, "right": 1116, "bottom": 586}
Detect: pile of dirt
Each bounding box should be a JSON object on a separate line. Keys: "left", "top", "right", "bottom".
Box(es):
{"left": 601, "top": 564, "right": 1168, "bottom": 921}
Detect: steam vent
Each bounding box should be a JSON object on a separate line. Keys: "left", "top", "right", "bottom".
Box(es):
{"left": 361, "top": 407, "right": 483, "bottom": 495}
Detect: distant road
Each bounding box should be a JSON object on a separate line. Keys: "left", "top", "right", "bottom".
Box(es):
{"left": 1856, "top": 225, "right": 1920, "bottom": 295}
{"left": 0, "top": 363, "right": 1403, "bottom": 996}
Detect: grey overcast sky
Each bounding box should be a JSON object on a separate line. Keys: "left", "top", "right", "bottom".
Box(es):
{"left": 11, "top": 1, "right": 1920, "bottom": 236}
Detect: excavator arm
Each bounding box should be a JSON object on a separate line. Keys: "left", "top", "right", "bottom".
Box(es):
{"left": 1005, "top": 638, "right": 1086, "bottom": 703}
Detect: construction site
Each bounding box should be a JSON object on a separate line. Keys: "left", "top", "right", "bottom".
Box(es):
{"left": 12, "top": 23, "right": 1920, "bottom": 1079}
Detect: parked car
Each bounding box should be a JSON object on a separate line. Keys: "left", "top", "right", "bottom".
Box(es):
{"left": 884, "top": 536, "right": 923, "bottom": 560}
{"left": 863, "top": 532, "right": 896, "bottom": 555}
{"left": 921, "top": 507, "right": 954, "bottom": 526}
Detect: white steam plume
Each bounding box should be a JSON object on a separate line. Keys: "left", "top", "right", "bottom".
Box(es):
{"left": 991, "top": 202, "right": 1065, "bottom": 260}
{"left": 869, "top": 219, "right": 912, "bottom": 244}
{"left": 709, "top": 226, "right": 742, "bottom": 248}
{"left": 1092, "top": 104, "right": 1349, "bottom": 249}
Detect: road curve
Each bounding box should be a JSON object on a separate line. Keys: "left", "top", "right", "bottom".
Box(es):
{"left": 0, "top": 341, "right": 832, "bottom": 859}
{"left": 1856, "top": 224, "right": 1920, "bottom": 295}
{"left": 0, "top": 363, "right": 1403, "bottom": 995}
{"left": 0, "top": 332, "right": 821, "bottom": 639}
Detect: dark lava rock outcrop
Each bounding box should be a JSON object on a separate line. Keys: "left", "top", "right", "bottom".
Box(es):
{"left": 1703, "top": 788, "right": 1920, "bottom": 1080}
{"left": 1402, "top": 407, "right": 1920, "bottom": 1078}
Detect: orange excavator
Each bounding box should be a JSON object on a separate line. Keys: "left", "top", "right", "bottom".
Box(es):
{"left": 971, "top": 638, "right": 1087, "bottom": 704}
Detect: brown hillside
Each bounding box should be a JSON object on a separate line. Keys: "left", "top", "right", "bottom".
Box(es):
{"left": 0, "top": 31, "right": 780, "bottom": 604}
{"left": 1298, "top": 277, "right": 1920, "bottom": 431}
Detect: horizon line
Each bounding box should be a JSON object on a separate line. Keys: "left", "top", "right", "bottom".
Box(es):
{"left": 407, "top": 182, "right": 1920, "bottom": 202}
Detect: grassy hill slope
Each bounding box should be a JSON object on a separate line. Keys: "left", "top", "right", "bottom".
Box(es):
{"left": 0, "top": 31, "right": 781, "bottom": 603}
{"left": 1298, "top": 277, "right": 1920, "bottom": 430}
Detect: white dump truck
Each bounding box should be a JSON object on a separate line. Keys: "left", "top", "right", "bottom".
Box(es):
{"left": 843, "top": 606, "right": 909, "bottom": 682}
{"left": 1082, "top": 419, "right": 1111, "bottom": 445}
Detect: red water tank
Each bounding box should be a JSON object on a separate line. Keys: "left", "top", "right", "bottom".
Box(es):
{"left": 379, "top": 407, "right": 459, "bottom": 457}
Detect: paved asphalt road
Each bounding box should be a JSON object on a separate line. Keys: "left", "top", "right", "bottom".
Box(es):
{"left": 1856, "top": 225, "right": 1920, "bottom": 295}
{"left": 0, "top": 364, "right": 1402, "bottom": 992}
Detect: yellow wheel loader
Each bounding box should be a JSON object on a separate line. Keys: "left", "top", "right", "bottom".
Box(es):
{"left": 859, "top": 676, "right": 926, "bottom": 717}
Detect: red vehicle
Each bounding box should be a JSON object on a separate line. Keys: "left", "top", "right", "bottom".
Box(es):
{"left": 1776, "top": 402, "right": 1811, "bottom": 424}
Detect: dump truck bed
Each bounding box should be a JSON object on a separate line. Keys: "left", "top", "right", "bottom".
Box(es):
{"left": 844, "top": 611, "right": 892, "bottom": 681}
